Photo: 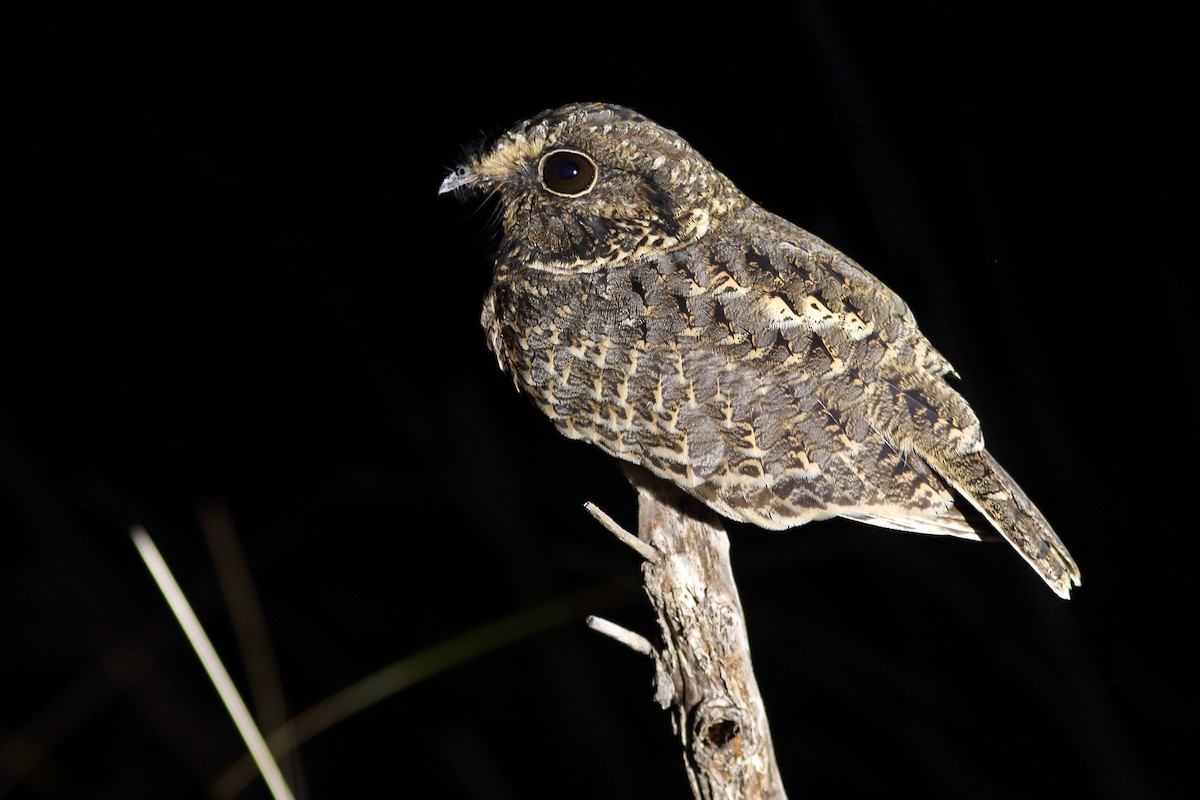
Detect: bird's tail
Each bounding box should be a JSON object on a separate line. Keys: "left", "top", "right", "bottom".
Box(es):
{"left": 934, "top": 449, "right": 1081, "bottom": 598}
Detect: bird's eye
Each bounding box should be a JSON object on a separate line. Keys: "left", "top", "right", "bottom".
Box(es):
{"left": 539, "top": 150, "right": 597, "bottom": 197}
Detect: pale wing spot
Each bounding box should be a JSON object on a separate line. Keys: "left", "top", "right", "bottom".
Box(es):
{"left": 718, "top": 331, "right": 748, "bottom": 346}
{"left": 658, "top": 406, "right": 681, "bottom": 435}
{"left": 609, "top": 406, "right": 631, "bottom": 431}
{"left": 619, "top": 405, "right": 635, "bottom": 427}
{"left": 711, "top": 272, "right": 749, "bottom": 297}
{"left": 732, "top": 458, "right": 775, "bottom": 488}
{"left": 651, "top": 379, "right": 666, "bottom": 413}
{"left": 843, "top": 312, "right": 876, "bottom": 340}
{"left": 718, "top": 403, "right": 736, "bottom": 427}
{"left": 674, "top": 353, "right": 688, "bottom": 385}
{"left": 759, "top": 295, "right": 805, "bottom": 329}
{"left": 708, "top": 468, "right": 742, "bottom": 490}
{"left": 736, "top": 425, "right": 769, "bottom": 459}
{"left": 593, "top": 336, "right": 611, "bottom": 367}
{"left": 835, "top": 437, "right": 863, "bottom": 457}
{"left": 802, "top": 296, "right": 838, "bottom": 333}
{"left": 685, "top": 208, "right": 711, "bottom": 239}
{"left": 626, "top": 347, "right": 644, "bottom": 377}
{"left": 785, "top": 450, "right": 822, "bottom": 480}
{"left": 649, "top": 437, "right": 690, "bottom": 465}
{"left": 590, "top": 405, "right": 607, "bottom": 426}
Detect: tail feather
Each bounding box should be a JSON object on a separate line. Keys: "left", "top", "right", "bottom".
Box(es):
{"left": 933, "top": 449, "right": 1081, "bottom": 598}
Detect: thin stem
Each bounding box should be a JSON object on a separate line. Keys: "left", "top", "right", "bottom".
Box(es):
{"left": 130, "top": 527, "right": 295, "bottom": 800}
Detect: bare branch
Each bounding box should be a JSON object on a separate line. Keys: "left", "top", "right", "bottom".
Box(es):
{"left": 622, "top": 471, "right": 788, "bottom": 800}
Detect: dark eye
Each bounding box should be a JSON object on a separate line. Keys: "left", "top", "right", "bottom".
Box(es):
{"left": 539, "top": 149, "right": 597, "bottom": 196}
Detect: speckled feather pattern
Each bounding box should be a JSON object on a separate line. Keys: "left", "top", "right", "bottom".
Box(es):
{"left": 449, "top": 102, "right": 1080, "bottom": 598}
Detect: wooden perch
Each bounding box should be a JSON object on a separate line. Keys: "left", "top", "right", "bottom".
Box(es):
{"left": 590, "top": 469, "right": 788, "bottom": 800}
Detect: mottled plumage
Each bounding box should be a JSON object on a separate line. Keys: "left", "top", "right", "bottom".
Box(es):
{"left": 441, "top": 102, "right": 1080, "bottom": 598}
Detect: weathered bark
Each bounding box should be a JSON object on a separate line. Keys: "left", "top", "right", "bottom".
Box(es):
{"left": 589, "top": 470, "right": 788, "bottom": 799}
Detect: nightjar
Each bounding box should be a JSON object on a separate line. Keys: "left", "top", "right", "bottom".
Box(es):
{"left": 440, "top": 102, "right": 1080, "bottom": 598}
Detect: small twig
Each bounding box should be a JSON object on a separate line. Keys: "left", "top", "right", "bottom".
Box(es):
{"left": 130, "top": 527, "right": 295, "bottom": 800}
{"left": 584, "top": 501, "right": 660, "bottom": 563}
{"left": 585, "top": 615, "right": 654, "bottom": 656}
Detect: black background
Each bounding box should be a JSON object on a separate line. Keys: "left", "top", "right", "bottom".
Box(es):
{"left": 3, "top": 2, "right": 1195, "bottom": 798}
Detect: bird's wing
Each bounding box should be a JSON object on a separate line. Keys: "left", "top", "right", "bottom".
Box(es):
{"left": 666, "top": 219, "right": 1079, "bottom": 595}
{"left": 738, "top": 226, "right": 1078, "bottom": 595}
{"left": 613, "top": 235, "right": 981, "bottom": 538}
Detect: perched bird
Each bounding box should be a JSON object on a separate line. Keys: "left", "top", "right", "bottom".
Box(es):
{"left": 440, "top": 102, "right": 1080, "bottom": 598}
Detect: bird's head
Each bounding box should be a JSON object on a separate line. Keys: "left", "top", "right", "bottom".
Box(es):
{"left": 440, "top": 102, "right": 745, "bottom": 275}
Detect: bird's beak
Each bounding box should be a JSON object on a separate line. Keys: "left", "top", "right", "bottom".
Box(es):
{"left": 439, "top": 165, "right": 481, "bottom": 195}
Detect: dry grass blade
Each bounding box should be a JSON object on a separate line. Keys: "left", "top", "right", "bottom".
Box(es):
{"left": 130, "top": 526, "right": 295, "bottom": 800}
